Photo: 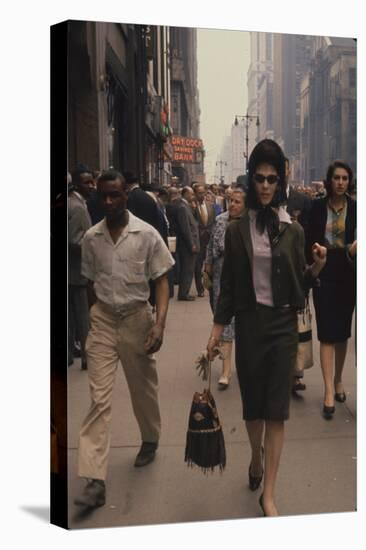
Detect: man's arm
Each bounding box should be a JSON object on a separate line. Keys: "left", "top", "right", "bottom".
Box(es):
{"left": 144, "top": 272, "right": 170, "bottom": 354}
{"left": 86, "top": 279, "right": 97, "bottom": 309}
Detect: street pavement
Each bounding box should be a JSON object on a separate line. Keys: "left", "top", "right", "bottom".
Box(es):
{"left": 67, "top": 289, "right": 356, "bottom": 529}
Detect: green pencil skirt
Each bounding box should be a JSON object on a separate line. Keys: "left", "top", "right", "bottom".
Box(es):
{"left": 235, "top": 303, "right": 298, "bottom": 421}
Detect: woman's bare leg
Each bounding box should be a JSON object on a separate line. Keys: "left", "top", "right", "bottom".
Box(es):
{"left": 245, "top": 419, "right": 264, "bottom": 476}
{"left": 334, "top": 341, "right": 348, "bottom": 394}
{"left": 262, "top": 420, "right": 285, "bottom": 516}
{"left": 220, "top": 341, "right": 233, "bottom": 380}
{"left": 320, "top": 342, "right": 335, "bottom": 406}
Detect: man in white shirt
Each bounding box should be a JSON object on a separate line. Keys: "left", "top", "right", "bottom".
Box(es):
{"left": 74, "top": 170, "right": 174, "bottom": 509}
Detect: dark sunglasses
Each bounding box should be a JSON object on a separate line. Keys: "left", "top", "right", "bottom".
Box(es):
{"left": 253, "top": 173, "right": 279, "bottom": 185}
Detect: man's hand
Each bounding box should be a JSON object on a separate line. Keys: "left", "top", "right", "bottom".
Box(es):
{"left": 144, "top": 323, "right": 164, "bottom": 355}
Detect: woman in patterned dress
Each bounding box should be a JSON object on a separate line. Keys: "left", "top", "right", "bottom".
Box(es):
{"left": 205, "top": 188, "right": 245, "bottom": 389}
{"left": 305, "top": 161, "right": 356, "bottom": 419}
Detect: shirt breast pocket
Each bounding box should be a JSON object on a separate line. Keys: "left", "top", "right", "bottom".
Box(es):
{"left": 121, "top": 259, "right": 146, "bottom": 284}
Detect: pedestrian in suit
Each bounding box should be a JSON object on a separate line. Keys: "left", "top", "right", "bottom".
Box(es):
{"left": 68, "top": 166, "right": 94, "bottom": 370}
{"left": 165, "top": 187, "right": 181, "bottom": 240}
{"left": 193, "top": 183, "right": 216, "bottom": 298}
{"left": 176, "top": 186, "right": 200, "bottom": 301}
{"left": 305, "top": 160, "right": 356, "bottom": 420}
{"left": 206, "top": 140, "right": 327, "bottom": 516}
{"left": 124, "top": 172, "right": 161, "bottom": 232}
{"left": 165, "top": 187, "right": 182, "bottom": 288}
{"left": 145, "top": 182, "right": 169, "bottom": 246}
{"left": 124, "top": 173, "right": 163, "bottom": 306}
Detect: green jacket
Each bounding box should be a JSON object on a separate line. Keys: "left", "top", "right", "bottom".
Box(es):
{"left": 214, "top": 212, "right": 313, "bottom": 325}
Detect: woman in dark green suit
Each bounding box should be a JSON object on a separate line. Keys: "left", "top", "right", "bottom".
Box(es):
{"left": 207, "top": 140, "right": 327, "bottom": 516}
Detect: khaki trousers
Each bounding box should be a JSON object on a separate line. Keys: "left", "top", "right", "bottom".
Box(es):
{"left": 78, "top": 301, "right": 161, "bottom": 480}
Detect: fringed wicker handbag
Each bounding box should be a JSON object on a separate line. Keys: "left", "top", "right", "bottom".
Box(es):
{"left": 185, "top": 356, "right": 226, "bottom": 473}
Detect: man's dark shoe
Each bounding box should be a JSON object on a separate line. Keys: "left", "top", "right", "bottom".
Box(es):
{"left": 178, "top": 295, "right": 195, "bottom": 301}
{"left": 74, "top": 479, "right": 106, "bottom": 508}
{"left": 81, "top": 359, "right": 88, "bottom": 371}
{"left": 134, "top": 442, "right": 158, "bottom": 467}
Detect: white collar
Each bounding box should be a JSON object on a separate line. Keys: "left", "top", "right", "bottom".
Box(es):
{"left": 94, "top": 210, "right": 146, "bottom": 236}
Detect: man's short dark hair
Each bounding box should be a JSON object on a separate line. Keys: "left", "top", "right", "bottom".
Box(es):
{"left": 123, "top": 171, "right": 139, "bottom": 185}
{"left": 158, "top": 188, "right": 169, "bottom": 199}
{"left": 97, "top": 169, "right": 125, "bottom": 188}
{"left": 71, "top": 164, "right": 92, "bottom": 185}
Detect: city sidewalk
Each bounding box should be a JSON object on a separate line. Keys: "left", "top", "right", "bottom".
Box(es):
{"left": 67, "top": 290, "right": 356, "bottom": 529}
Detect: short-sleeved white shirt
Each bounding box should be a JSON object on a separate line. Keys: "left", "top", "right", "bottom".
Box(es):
{"left": 82, "top": 211, "right": 174, "bottom": 311}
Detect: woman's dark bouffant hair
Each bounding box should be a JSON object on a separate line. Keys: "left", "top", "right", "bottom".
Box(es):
{"left": 325, "top": 160, "right": 353, "bottom": 197}
{"left": 246, "top": 139, "right": 287, "bottom": 210}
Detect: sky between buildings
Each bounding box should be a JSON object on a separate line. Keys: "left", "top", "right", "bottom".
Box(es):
{"left": 197, "top": 27, "right": 250, "bottom": 183}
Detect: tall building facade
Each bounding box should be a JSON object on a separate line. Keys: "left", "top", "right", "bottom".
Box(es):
{"left": 272, "top": 34, "right": 314, "bottom": 181}
{"left": 247, "top": 31, "right": 356, "bottom": 184}
{"left": 68, "top": 21, "right": 172, "bottom": 186}
{"left": 215, "top": 122, "right": 246, "bottom": 185}
{"left": 170, "top": 26, "right": 203, "bottom": 186}
{"left": 247, "top": 32, "right": 274, "bottom": 152}
{"left": 300, "top": 36, "right": 356, "bottom": 183}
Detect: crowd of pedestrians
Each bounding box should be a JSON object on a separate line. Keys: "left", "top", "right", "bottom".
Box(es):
{"left": 67, "top": 139, "right": 356, "bottom": 515}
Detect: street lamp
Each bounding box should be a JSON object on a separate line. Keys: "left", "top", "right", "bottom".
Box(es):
{"left": 234, "top": 111, "right": 260, "bottom": 173}
{"left": 216, "top": 160, "right": 227, "bottom": 185}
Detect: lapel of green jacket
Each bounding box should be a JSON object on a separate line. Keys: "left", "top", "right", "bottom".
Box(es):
{"left": 237, "top": 214, "right": 253, "bottom": 271}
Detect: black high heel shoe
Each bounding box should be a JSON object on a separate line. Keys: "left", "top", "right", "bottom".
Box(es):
{"left": 323, "top": 404, "right": 335, "bottom": 420}
{"left": 248, "top": 446, "right": 264, "bottom": 491}
{"left": 335, "top": 392, "right": 346, "bottom": 403}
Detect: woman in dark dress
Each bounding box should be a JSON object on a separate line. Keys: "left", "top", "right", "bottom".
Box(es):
{"left": 305, "top": 161, "right": 356, "bottom": 419}
{"left": 206, "top": 139, "right": 327, "bottom": 516}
